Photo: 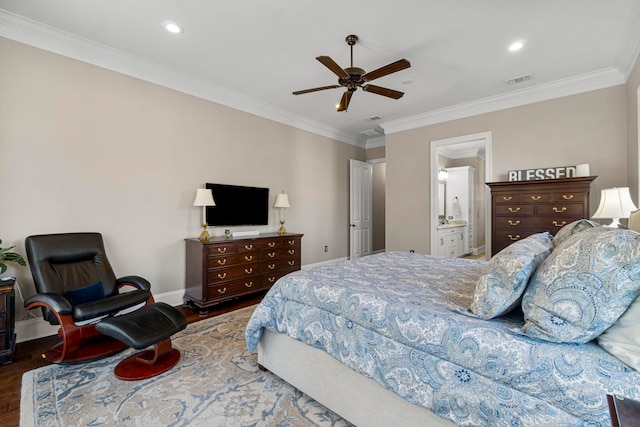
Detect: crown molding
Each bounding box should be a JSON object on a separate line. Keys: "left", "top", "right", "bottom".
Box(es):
{"left": 615, "top": 0, "right": 640, "bottom": 79}
{"left": 0, "top": 10, "right": 362, "bottom": 148}
{"left": 379, "top": 67, "right": 626, "bottom": 135}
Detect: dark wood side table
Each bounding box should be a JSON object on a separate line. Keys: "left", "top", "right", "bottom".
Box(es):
{"left": 608, "top": 394, "right": 640, "bottom": 427}
{"left": 0, "top": 278, "right": 16, "bottom": 364}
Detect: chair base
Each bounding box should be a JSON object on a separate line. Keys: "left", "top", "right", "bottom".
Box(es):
{"left": 44, "top": 335, "right": 128, "bottom": 364}
{"left": 114, "top": 347, "right": 181, "bottom": 381}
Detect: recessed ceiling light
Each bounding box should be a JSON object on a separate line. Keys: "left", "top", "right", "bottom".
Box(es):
{"left": 163, "top": 21, "right": 184, "bottom": 34}
{"left": 508, "top": 39, "right": 525, "bottom": 52}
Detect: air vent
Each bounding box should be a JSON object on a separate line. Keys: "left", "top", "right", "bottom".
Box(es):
{"left": 365, "top": 116, "right": 382, "bottom": 122}
{"left": 505, "top": 74, "right": 534, "bottom": 85}
{"left": 360, "top": 129, "right": 382, "bottom": 137}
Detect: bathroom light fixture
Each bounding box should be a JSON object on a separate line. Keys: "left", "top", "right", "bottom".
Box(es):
{"left": 438, "top": 168, "right": 448, "bottom": 180}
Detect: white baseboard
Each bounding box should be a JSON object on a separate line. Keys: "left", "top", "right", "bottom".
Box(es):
{"left": 15, "top": 289, "right": 188, "bottom": 343}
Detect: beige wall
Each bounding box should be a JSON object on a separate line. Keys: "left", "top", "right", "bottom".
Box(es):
{"left": 627, "top": 53, "right": 640, "bottom": 202}
{"left": 0, "top": 38, "right": 364, "bottom": 320}
{"left": 386, "top": 85, "right": 628, "bottom": 253}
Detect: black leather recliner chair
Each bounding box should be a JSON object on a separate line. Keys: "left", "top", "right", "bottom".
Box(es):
{"left": 24, "top": 233, "right": 170, "bottom": 366}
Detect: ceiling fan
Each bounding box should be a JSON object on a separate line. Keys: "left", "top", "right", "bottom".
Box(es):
{"left": 293, "top": 35, "right": 411, "bottom": 112}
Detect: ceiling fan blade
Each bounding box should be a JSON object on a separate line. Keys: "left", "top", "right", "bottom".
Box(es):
{"left": 292, "top": 85, "right": 341, "bottom": 95}
{"left": 316, "top": 56, "right": 350, "bottom": 78}
{"left": 362, "top": 84, "right": 404, "bottom": 99}
{"left": 362, "top": 59, "right": 411, "bottom": 82}
{"left": 337, "top": 91, "right": 353, "bottom": 112}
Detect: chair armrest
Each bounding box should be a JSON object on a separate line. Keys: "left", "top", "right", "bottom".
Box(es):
{"left": 24, "top": 292, "right": 73, "bottom": 315}
{"left": 116, "top": 275, "right": 151, "bottom": 291}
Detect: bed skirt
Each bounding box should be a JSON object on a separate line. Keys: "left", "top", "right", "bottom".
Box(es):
{"left": 258, "top": 329, "right": 455, "bottom": 427}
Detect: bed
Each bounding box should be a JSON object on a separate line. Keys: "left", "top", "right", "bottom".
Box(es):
{"left": 245, "top": 222, "right": 640, "bottom": 426}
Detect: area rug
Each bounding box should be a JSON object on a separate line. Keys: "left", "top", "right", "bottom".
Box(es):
{"left": 21, "top": 305, "right": 351, "bottom": 426}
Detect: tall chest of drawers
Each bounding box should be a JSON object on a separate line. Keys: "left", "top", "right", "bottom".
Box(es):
{"left": 184, "top": 233, "right": 303, "bottom": 312}
{"left": 487, "top": 176, "right": 596, "bottom": 255}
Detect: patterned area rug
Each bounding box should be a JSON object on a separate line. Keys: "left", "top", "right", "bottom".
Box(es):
{"left": 21, "top": 305, "right": 351, "bottom": 426}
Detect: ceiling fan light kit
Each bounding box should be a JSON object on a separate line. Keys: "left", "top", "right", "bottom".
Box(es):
{"left": 293, "top": 34, "right": 411, "bottom": 112}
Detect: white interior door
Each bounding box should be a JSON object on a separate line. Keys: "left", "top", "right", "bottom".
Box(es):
{"left": 350, "top": 159, "right": 372, "bottom": 259}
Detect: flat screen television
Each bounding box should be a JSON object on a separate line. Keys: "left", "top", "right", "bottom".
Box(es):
{"left": 205, "top": 183, "right": 269, "bottom": 226}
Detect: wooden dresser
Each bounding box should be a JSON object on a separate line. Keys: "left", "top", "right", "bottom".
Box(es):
{"left": 487, "top": 176, "right": 596, "bottom": 255}
{"left": 184, "top": 233, "right": 303, "bottom": 312}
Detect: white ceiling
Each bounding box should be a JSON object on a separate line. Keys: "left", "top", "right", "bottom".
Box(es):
{"left": 1, "top": 1, "right": 639, "bottom": 148}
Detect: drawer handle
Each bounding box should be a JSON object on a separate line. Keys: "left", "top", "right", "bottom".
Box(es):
{"left": 268, "top": 277, "right": 276, "bottom": 283}
{"left": 502, "top": 196, "right": 512, "bottom": 201}
{"left": 288, "top": 260, "right": 295, "bottom": 266}
{"left": 244, "top": 255, "right": 253, "bottom": 261}
{"left": 268, "top": 264, "right": 275, "bottom": 270}
{"left": 553, "top": 207, "right": 567, "bottom": 213}
{"left": 217, "top": 259, "right": 227, "bottom": 266}
{"left": 288, "top": 240, "right": 295, "bottom": 245}
{"left": 218, "top": 287, "right": 227, "bottom": 294}
{"left": 217, "top": 272, "right": 227, "bottom": 279}
{"left": 268, "top": 242, "right": 276, "bottom": 248}
{"left": 288, "top": 249, "right": 295, "bottom": 255}
{"left": 244, "top": 244, "right": 253, "bottom": 250}
{"left": 245, "top": 268, "right": 253, "bottom": 274}
{"left": 508, "top": 220, "right": 520, "bottom": 226}
{"left": 268, "top": 252, "right": 276, "bottom": 258}
{"left": 562, "top": 194, "right": 574, "bottom": 200}
{"left": 245, "top": 282, "right": 253, "bottom": 288}
{"left": 508, "top": 207, "right": 520, "bottom": 213}
{"left": 217, "top": 247, "right": 227, "bottom": 254}
{"left": 508, "top": 234, "right": 520, "bottom": 241}
{"left": 553, "top": 220, "right": 567, "bottom": 227}
{"left": 530, "top": 195, "right": 541, "bottom": 201}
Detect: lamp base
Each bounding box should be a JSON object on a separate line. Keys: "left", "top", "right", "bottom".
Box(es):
{"left": 278, "top": 220, "right": 287, "bottom": 236}
{"left": 198, "top": 223, "right": 210, "bottom": 241}
{"left": 604, "top": 218, "right": 622, "bottom": 228}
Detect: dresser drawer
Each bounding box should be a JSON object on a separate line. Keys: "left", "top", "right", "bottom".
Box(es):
{"left": 494, "top": 193, "right": 522, "bottom": 204}
{"left": 552, "top": 191, "right": 586, "bottom": 202}
{"left": 536, "top": 203, "right": 585, "bottom": 216}
{"left": 0, "top": 313, "right": 5, "bottom": 330}
{"left": 207, "top": 252, "right": 260, "bottom": 268}
{"left": 282, "top": 237, "right": 302, "bottom": 247}
{"left": 494, "top": 204, "right": 535, "bottom": 216}
{"left": 261, "top": 267, "right": 298, "bottom": 288}
{"left": 207, "top": 278, "right": 260, "bottom": 300}
{"left": 206, "top": 243, "right": 237, "bottom": 257}
{"left": 262, "top": 257, "right": 299, "bottom": 273}
{"left": 521, "top": 192, "right": 551, "bottom": 203}
{"left": 207, "top": 262, "right": 260, "bottom": 283}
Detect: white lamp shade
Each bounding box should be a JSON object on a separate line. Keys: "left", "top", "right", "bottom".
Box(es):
{"left": 592, "top": 187, "right": 637, "bottom": 220}
{"left": 274, "top": 193, "right": 290, "bottom": 208}
{"left": 193, "top": 188, "right": 215, "bottom": 206}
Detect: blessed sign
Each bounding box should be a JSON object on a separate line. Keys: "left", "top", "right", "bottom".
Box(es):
{"left": 508, "top": 166, "right": 578, "bottom": 182}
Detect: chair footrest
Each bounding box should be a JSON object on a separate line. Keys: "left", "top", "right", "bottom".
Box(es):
{"left": 95, "top": 302, "right": 187, "bottom": 349}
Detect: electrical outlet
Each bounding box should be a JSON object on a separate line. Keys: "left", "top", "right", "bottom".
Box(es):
{"left": 324, "top": 246, "right": 328, "bottom": 252}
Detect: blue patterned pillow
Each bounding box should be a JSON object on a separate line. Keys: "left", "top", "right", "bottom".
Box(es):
{"left": 469, "top": 232, "right": 553, "bottom": 319}
{"left": 552, "top": 219, "right": 600, "bottom": 248}
{"left": 521, "top": 228, "right": 640, "bottom": 343}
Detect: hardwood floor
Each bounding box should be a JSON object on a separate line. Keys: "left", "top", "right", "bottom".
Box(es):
{"left": 0, "top": 292, "right": 266, "bottom": 427}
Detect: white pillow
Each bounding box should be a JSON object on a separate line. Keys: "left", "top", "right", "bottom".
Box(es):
{"left": 598, "top": 296, "right": 640, "bottom": 370}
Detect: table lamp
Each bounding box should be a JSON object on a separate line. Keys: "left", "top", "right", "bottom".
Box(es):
{"left": 274, "top": 192, "right": 290, "bottom": 236}
{"left": 592, "top": 187, "right": 637, "bottom": 228}
{"left": 193, "top": 186, "right": 215, "bottom": 241}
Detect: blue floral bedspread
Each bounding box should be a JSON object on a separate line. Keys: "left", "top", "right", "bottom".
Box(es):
{"left": 245, "top": 252, "right": 640, "bottom": 426}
